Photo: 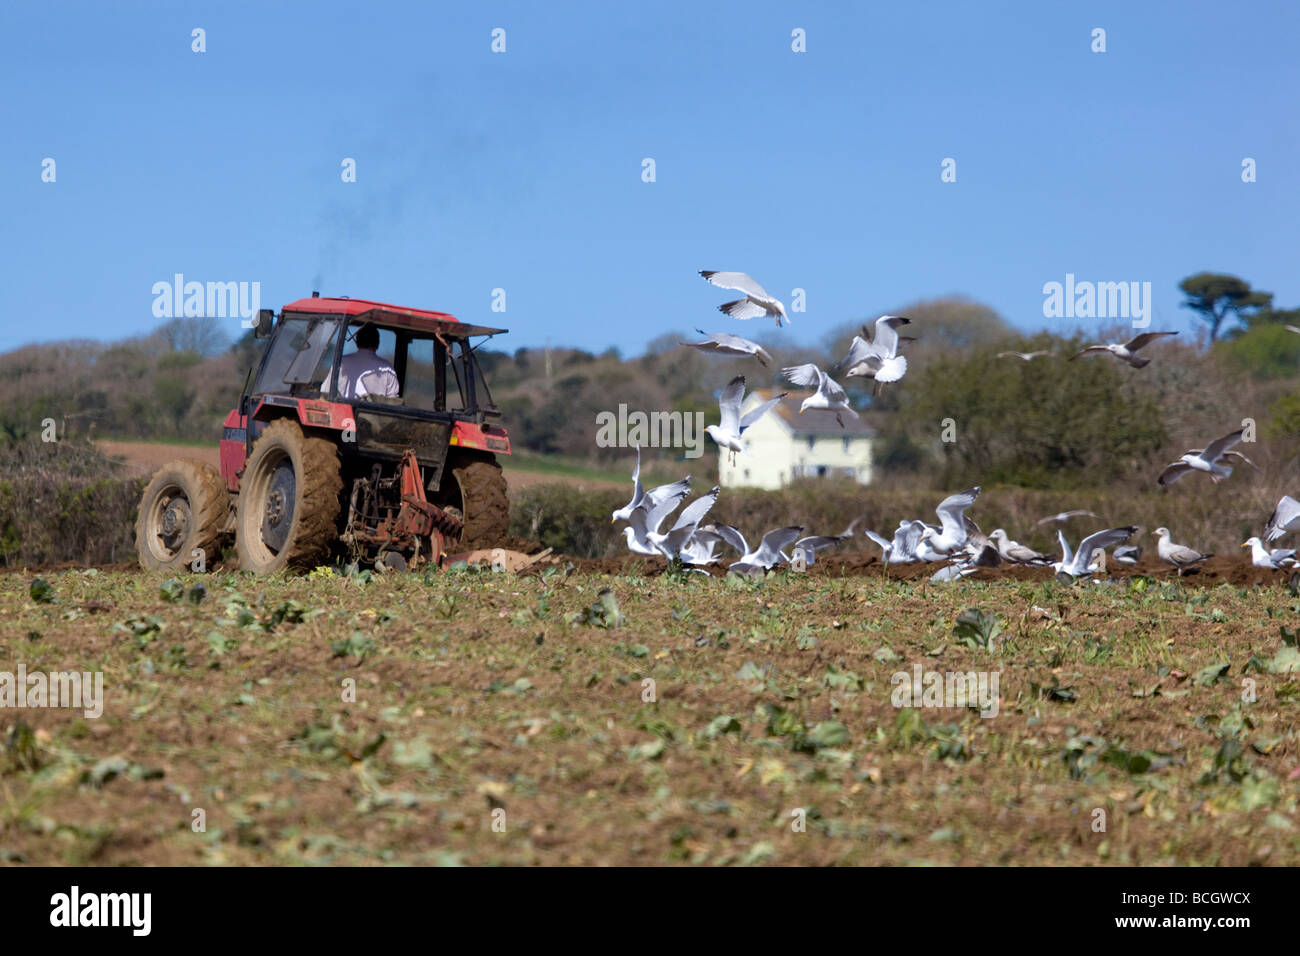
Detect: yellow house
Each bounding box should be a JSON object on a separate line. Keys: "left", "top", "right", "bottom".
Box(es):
{"left": 719, "top": 390, "right": 875, "bottom": 490}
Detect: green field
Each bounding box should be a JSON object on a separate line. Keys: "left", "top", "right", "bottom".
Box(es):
{"left": 1, "top": 565, "right": 1298, "bottom": 865}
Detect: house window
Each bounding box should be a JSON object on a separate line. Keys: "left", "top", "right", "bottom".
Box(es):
{"left": 843, "top": 467, "right": 856, "bottom": 478}
{"left": 743, "top": 469, "right": 750, "bottom": 479}
{"left": 843, "top": 437, "right": 851, "bottom": 453}
{"left": 807, "top": 436, "right": 815, "bottom": 451}
{"left": 816, "top": 465, "right": 828, "bottom": 478}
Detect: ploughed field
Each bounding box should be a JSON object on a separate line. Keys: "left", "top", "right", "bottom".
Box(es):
{"left": 2, "top": 564, "right": 1299, "bottom": 866}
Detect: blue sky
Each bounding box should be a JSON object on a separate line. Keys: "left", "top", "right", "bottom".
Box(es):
{"left": 3, "top": 0, "right": 1297, "bottom": 356}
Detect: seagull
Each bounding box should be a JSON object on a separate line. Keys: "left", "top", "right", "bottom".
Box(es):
{"left": 1265, "top": 495, "right": 1300, "bottom": 542}
{"left": 988, "top": 529, "right": 1049, "bottom": 564}
{"left": 1113, "top": 544, "right": 1142, "bottom": 566}
{"left": 678, "top": 526, "right": 727, "bottom": 565}
{"left": 1036, "top": 509, "right": 1102, "bottom": 526}
{"left": 655, "top": 487, "right": 722, "bottom": 559}
{"left": 611, "top": 448, "right": 691, "bottom": 522}
{"left": 789, "top": 517, "right": 863, "bottom": 565}
{"left": 699, "top": 271, "right": 788, "bottom": 326}
{"left": 997, "top": 349, "right": 1052, "bottom": 361}
{"left": 1242, "top": 536, "right": 1297, "bottom": 569}
{"left": 714, "top": 525, "right": 804, "bottom": 575}
{"left": 781, "top": 363, "right": 859, "bottom": 428}
{"left": 1156, "top": 429, "right": 1258, "bottom": 486}
{"left": 1069, "top": 331, "right": 1178, "bottom": 368}
{"left": 917, "top": 487, "right": 981, "bottom": 556}
{"left": 842, "top": 315, "right": 910, "bottom": 389}
{"left": 1054, "top": 526, "right": 1139, "bottom": 578}
{"left": 622, "top": 484, "right": 691, "bottom": 555}
{"left": 681, "top": 329, "right": 774, "bottom": 366}
{"left": 705, "top": 375, "right": 787, "bottom": 465}
{"left": 1152, "top": 527, "right": 1212, "bottom": 575}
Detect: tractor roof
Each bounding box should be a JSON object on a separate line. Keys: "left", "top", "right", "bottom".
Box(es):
{"left": 280, "top": 296, "right": 506, "bottom": 339}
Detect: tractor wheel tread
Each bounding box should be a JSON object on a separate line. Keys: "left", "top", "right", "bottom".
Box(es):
{"left": 135, "top": 458, "right": 230, "bottom": 571}
{"left": 451, "top": 458, "right": 509, "bottom": 551}
{"left": 235, "top": 419, "right": 343, "bottom": 573}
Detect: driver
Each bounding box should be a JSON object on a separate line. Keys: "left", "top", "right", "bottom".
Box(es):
{"left": 337, "top": 323, "right": 399, "bottom": 400}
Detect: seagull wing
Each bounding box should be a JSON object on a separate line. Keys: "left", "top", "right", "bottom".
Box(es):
{"left": 711, "top": 523, "right": 750, "bottom": 556}
{"left": 935, "top": 486, "right": 981, "bottom": 540}
{"left": 1069, "top": 346, "right": 1110, "bottom": 360}
{"left": 699, "top": 270, "right": 772, "bottom": 300}
{"left": 781, "top": 363, "right": 822, "bottom": 389}
{"left": 1265, "top": 495, "right": 1300, "bottom": 542}
{"left": 644, "top": 476, "right": 691, "bottom": 510}
{"left": 1201, "top": 428, "right": 1245, "bottom": 462}
{"left": 717, "top": 375, "right": 745, "bottom": 434}
{"left": 1157, "top": 461, "right": 1193, "bottom": 487}
{"left": 1057, "top": 529, "right": 1073, "bottom": 566}
{"left": 668, "top": 486, "right": 720, "bottom": 533}
{"left": 718, "top": 298, "right": 770, "bottom": 321}
{"left": 871, "top": 315, "right": 909, "bottom": 357}
{"left": 821, "top": 371, "right": 850, "bottom": 406}
{"left": 865, "top": 529, "right": 892, "bottom": 551}
{"left": 739, "top": 391, "right": 788, "bottom": 432}
{"left": 642, "top": 481, "right": 690, "bottom": 533}
{"left": 1124, "top": 331, "right": 1178, "bottom": 352}
{"left": 841, "top": 335, "right": 873, "bottom": 370}
{"left": 756, "top": 526, "right": 804, "bottom": 563}
{"left": 1074, "top": 526, "right": 1139, "bottom": 570}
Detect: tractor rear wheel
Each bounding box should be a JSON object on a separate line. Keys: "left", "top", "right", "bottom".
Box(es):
{"left": 447, "top": 457, "right": 509, "bottom": 551}
{"left": 135, "top": 459, "right": 230, "bottom": 571}
{"left": 235, "top": 419, "right": 343, "bottom": 573}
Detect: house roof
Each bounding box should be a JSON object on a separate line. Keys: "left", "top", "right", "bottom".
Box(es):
{"left": 750, "top": 389, "right": 875, "bottom": 437}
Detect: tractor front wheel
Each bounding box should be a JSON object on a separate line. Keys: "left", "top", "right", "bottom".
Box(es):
{"left": 135, "top": 459, "right": 230, "bottom": 571}
{"left": 235, "top": 419, "right": 343, "bottom": 573}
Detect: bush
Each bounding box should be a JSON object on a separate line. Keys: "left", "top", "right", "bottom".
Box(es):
{"left": 0, "top": 439, "right": 144, "bottom": 567}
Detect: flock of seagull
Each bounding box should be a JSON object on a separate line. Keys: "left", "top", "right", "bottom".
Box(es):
{"left": 609, "top": 270, "right": 1300, "bottom": 581}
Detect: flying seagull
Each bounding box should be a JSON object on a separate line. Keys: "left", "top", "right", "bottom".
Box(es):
{"left": 611, "top": 448, "right": 691, "bottom": 523}
{"left": 1153, "top": 527, "right": 1212, "bottom": 575}
{"left": 622, "top": 483, "right": 691, "bottom": 555}
{"left": 681, "top": 329, "right": 773, "bottom": 366}
{"left": 705, "top": 375, "right": 787, "bottom": 465}
{"left": 1054, "top": 526, "right": 1139, "bottom": 578}
{"left": 1037, "top": 509, "right": 1102, "bottom": 526}
{"left": 1156, "top": 428, "right": 1257, "bottom": 487}
{"left": 782, "top": 363, "right": 859, "bottom": 428}
{"left": 1265, "top": 495, "right": 1300, "bottom": 542}
{"left": 699, "top": 271, "right": 788, "bottom": 326}
{"left": 715, "top": 524, "right": 804, "bottom": 576}
{"left": 655, "top": 487, "right": 722, "bottom": 559}
{"left": 918, "top": 486, "right": 982, "bottom": 556}
{"left": 1242, "top": 537, "right": 1297, "bottom": 569}
{"left": 789, "top": 517, "right": 863, "bottom": 565}
{"left": 1069, "top": 331, "right": 1178, "bottom": 368}
{"left": 997, "top": 350, "right": 1052, "bottom": 361}
{"left": 842, "top": 315, "right": 910, "bottom": 389}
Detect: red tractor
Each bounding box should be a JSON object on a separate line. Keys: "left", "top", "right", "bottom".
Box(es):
{"left": 135, "top": 295, "right": 512, "bottom": 573}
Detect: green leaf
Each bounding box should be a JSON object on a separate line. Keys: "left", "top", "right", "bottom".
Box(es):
{"left": 28, "top": 578, "right": 54, "bottom": 604}
{"left": 1194, "top": 662, "right": 1230, "bottom": 687}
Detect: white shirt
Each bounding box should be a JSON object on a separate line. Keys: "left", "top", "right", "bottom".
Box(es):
{"left": 336, "top": 348, "right": 400, "bottom": 400}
